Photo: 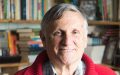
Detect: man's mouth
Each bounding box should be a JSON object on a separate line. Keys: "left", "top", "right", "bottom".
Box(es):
{"left": 59, "top": 48, "right": 75, "bottom": 52}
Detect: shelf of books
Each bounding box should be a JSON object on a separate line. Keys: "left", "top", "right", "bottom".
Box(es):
{"left": 0, "top": 28, "right": 44, "bottom": 75}
{"left": 0, "top": 28, "right": 43, "bottom": 59}
{"left": 55, "top": 0, "right": 120, "bottom": 25}
{"left": 0, "top": 0, "right": 54, "bottom": 22}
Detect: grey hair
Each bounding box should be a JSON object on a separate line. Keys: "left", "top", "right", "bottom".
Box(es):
{"left": 41, "top": 3, "right": 88, "bottom": 35}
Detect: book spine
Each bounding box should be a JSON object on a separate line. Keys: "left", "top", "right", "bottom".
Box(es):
{"left": 7, "top": 0, "right": 10, "bottom": 19}
{"left": 29, "top": 0, "right": 32, "bottom": 20}
{"left": 26, "top": 0, "right": 29, "bottom": 20}
{"left": 41, "top": 0, "right": 44, "bottom": 17}
{"left": 4, "top": 0, "right": 7, "bottom": 19}
{"left": 37, "top": 0, "right": 42, "bottom": 20}
{"left": 1, "top": 0, "right": 4, "bottom": 19}
{"left": 103, "top": 0, "right": 108, "bottom": 20}
{"left": 10, "top": 0, "right": 15, "bottom": 19}
{"left": 21, "top": 0, "right": 26, "bottom": 20}
{"left": 106, "top": 0, "right": 113, "bottom": 20}
{"left": 0, "top": 0, "right": 2, "bottom": 19}
{"left": 98, "top": 0, "right": 104, "bottom": 20}
{"left": 15, "top": 0, "right": 21, "bottom": 20}
{"left": 7, "top": 31, "right": 18, "bottom": 56}
{"left": 44, "top": 0, "right": 47, "bottom": 14}
{"left": 112, "top": 0, "right": 119, "bottom": 21}
{"left": 31, "top": 0, "right": 34, "bottom": 20}
{"left": 34, "top": 0, "right": 37, "bottom": 20}
{"left": 119, "top": 0, "right": 120, "bottom": 21}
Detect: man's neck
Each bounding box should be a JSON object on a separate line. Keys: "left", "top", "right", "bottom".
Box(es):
{"left": 51, "top": 59, "right": 81, "bottom": 75}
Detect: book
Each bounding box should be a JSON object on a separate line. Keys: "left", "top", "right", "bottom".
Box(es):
{"left": 19, "top": 36, "right": 31, "bottom": 41}
{"left": 19, "top": 32, "right": 34, "bottom": 37}
{"left": 0, "top": 0, "right": 3, "bottom": 19}
{"left": 33, "top": 0, "right": 38, "bottom": 20}
{"left": 98, "top": 0, "right": 104, "bottom": 20}
{"left": 37, "top": 0, "right": 42, "bottom": 20}
{"left": 7, "top": 0, "right": 10, "bottom": 19}
{"left": 0, "top": 30, "right": 9, "bottom": 56}
{"left": 16, "top": 28, "right": 32, "bottom": 33}
{"left": 112, "top": 0, "right": 119, "bottom": 21}
{"left": 7, "top": 30, "right": 18, "bottom": 56}
{"left": 112, "top": 38, "right": 120, "bottom": 67}
{"left": 106, "top": 0, "right": 113, "bottom": 20}
{"left": 10, "top": 0, "right": 15, "bottom": 19}
{"left": 16, "top": 41, "right": 29, "bottom": 46}
{"left": 102, "top": 37, "right": 117, "bottom": 65}
{"left": 102, "top": 0, "right": 108, "bottom": 20}
{"left": 3, "top": 0, "right": 7, "bottom": 19}
{"left": 15, "top": 0, "right": 21, "bottom": 20}
{"left": 119, "top": 0, "right": 120, "bottom": 21}
{"left": 88, "top": 36, "right": 102, "bottom": 46}
{"left": 0, "top": 31, "right": 8, "bottom": 48}
{"left": 26, "top": 0, "right": 32, "bottom": 20}
{"left": 21, "top": 0, "right": 26, "bottom": 19}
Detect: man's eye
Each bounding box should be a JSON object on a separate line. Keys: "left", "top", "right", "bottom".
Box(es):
{"left": 53, "top": 31, "right": 62, "bottom": 36}
{"left": 72, "top": 30, "right": 79, "bottom": 34}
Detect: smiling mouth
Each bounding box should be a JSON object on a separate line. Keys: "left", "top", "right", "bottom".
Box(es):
{"left": 59, "top": 49, "right": 75, "bottom": 52}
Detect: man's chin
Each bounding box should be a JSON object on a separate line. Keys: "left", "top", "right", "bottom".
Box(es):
{"left": 59, "top": 56, "right": 75, "bottom": 65}
{"left": 61, "top": 60, "right": 73, "bottom": 65}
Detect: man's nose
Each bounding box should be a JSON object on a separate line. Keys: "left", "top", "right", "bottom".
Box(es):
{"left": 61, "top": 34, "right": 73, "bottom": 46}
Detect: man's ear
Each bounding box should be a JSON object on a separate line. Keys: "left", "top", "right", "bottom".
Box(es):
{"left": 39, "top": 30, "right": 45, "bottom": 42}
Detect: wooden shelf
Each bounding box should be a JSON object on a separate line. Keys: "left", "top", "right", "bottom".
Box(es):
{"left": 0, "top": 20, "right": 41, "bottom": 24}
{"left": 88, "top": 20, "right": 120, "bottom": 26}
{"left": 0, "top": 62, "right": 29, "bottom": 68}
{"left": 0, "top": 20, "right": 120, "bottom": 26}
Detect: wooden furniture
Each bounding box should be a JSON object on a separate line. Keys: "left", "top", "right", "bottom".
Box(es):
{"left": 0, "top": 20, "right": 119, "bottom": 26}
{"left": 0, "top": 62, "right": 29, "bottom": 75}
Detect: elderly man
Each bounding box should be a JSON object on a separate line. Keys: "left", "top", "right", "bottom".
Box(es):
{"left": 15, "top": 4, "right": 116, "bottom": 75}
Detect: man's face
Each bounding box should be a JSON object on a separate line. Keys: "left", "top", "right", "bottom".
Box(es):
{"left": 43, "top": 11, "right": 87, "bottom": 65}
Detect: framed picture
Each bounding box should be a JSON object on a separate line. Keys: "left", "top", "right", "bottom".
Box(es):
{"left": 79, "top": 0, "right": 97, "bottom": 20}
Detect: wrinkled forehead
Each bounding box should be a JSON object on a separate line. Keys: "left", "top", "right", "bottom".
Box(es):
{"left": 53, "top": 11, "right": 85, "bottom": 27}
{"left": 45, "top": 11, "right": 85, "bottom": 32}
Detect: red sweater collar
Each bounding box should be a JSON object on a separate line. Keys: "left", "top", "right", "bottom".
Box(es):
{"left": 32, "top": 51, "right": 98, "bottom": 75}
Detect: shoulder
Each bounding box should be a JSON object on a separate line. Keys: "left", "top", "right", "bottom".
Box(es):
{"left": 15, "top": 51, "right": 48, "bottom": 75}
{"left": 82, "top": 54, "right": 116, "bottom": 75}
{"left": 15, "top": 67, "right": 27, "bottom": 75}
{"left": 15, "top": 67, "right": 33, "bottom": 75}
{"left": 95, "top": 64, "right": 116, "bottom": 75}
